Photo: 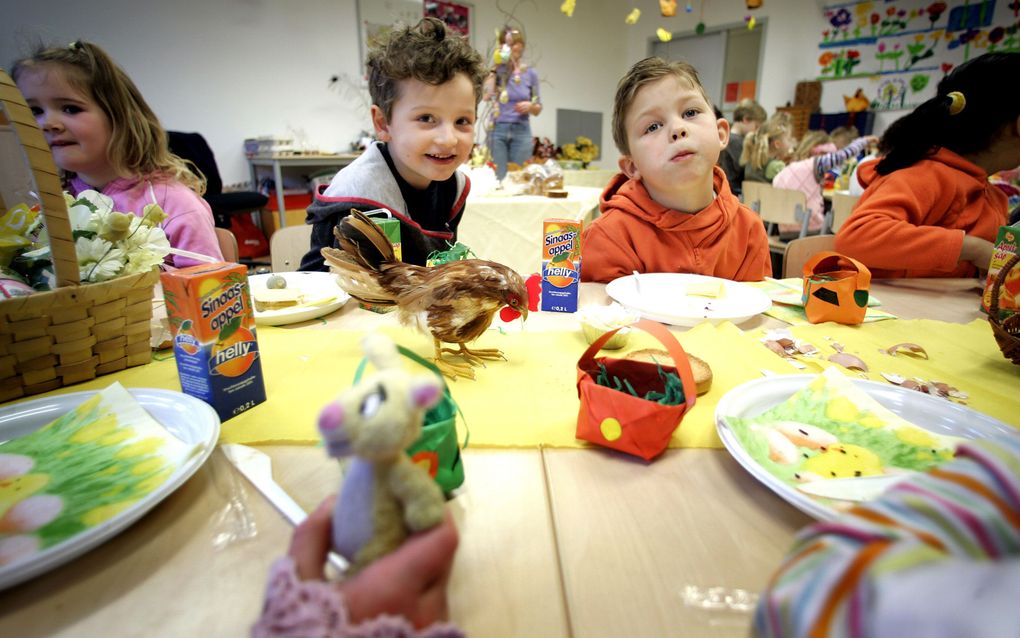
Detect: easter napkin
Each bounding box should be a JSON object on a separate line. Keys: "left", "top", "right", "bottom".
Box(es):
{"left": 0, "top": 383, "right": 198, "bottom": 568}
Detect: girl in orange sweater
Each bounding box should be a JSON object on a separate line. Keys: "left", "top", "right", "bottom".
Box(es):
{"left": 835, "top": 52, "right": 1020, "bottom": 278}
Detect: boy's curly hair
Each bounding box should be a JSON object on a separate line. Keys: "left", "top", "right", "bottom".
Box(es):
{"left": 612, "top": 57, "right": 713, "bottom": 156}
{"left": 367, "top": 17, "right": 486, "bottom": 121}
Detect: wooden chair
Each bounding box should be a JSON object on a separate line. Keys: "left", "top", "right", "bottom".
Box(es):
{"left": 782, "top": 234, "right": 836, "bottom": 278}
{"left": 214, "top": 227, "right": 239, "bottom": 263}
{"left": 828, "top": 191, "right": 860, "bottom": 233}
{"left": 270, "top": 224, "right": 313, "bottom": 272}
{"left": 757, "top": 184, "right": 811, "bottom": 254}
{"left": 741, "top": 180, "right": 766, "bottom": 213}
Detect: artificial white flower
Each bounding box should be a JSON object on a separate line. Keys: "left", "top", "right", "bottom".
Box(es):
{"left": 121, "top": 224, "right": 171, "bottom": 260}
{"left": 75, "top": 236, "right": 125, "bottom": 282}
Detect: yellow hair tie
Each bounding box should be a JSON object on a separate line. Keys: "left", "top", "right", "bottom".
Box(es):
{"left": 947, "top": 91, "right": 966, "bottom": 115}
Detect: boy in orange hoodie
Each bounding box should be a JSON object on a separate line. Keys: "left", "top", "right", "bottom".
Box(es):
{"left": 581, "top": 57, "right": 771, "bottom": 283}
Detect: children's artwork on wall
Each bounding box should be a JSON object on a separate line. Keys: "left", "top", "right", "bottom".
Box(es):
{"left": 817, "top": 0, "right": 1020, "bottom": 110}
{"left": 424, "top": 1, "right": 472, "bottom": 39}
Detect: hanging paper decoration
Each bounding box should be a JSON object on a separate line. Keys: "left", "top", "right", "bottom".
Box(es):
{"left": 560, "top": 0, "right": 575, "bottom": 17}
{"left": 685, "top": 3, "right": 694, "bottom": 12}
{"left": 657, "top": 27, "right": 674, "bottom": 41}
{"left": 659, "top": 0, "right": 677, "bottom": 17}
{"left": 746, "top": 0, "right": 763, "bottom": 8}
{"left": 625, "top": 8, "right": 641, "bottom": 24}
{"left": 695, "top": 22, "right": 706, "bottom": 35}
{"left": 746, "top": 15, "right": 757, "bottom": 30}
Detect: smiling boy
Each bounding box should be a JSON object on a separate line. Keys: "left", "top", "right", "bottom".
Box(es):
{"left": 581, "top": 57, "right": 771, "bottom": 283}
{"left": 301, "top": 18, "right": 485, "bottom": 270}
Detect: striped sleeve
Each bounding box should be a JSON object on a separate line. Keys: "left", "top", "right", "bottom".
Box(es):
{"left": 755, "top": 434, "right": 1020, "bottom": 638}
{"left": 813, "top": 137, "right": 871, "bottom": 183}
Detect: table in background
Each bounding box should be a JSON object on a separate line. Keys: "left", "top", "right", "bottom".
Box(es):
{"left": 458, "top": 186, "right": 601, "bottom": 277}
{"left": 562, "top": 168, "right": 617, "bottom": 191}
{"left": 0, "top": 280, "right": 991, "bottom": 637}
{"left": 247, "top": 153, "right": 359, "bottom": 228}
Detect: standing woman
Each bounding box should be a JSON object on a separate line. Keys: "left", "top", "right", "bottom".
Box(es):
{"left": 485, "top": 26, "right": 541, "bottom": 180}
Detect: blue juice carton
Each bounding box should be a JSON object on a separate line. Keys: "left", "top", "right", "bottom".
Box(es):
{"left": 541, "top": 218, "right": 582, "bottom": 313}
{"left": 160, "top": 262, "right": 266, "bottom": 421}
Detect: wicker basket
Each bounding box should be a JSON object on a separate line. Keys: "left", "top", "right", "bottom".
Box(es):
{"left": 989, "top": 252, "right": 1020, "bottom": 366}
{"left": 0, "top": 71, "right": 157, "bottom": 402}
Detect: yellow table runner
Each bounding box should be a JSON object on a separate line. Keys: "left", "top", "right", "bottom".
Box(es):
{"left": 756, "top": 319, "right": 1020, "bottom": 428}
{"left": 23, "top": 319, "right": 1015, "bottom": 450}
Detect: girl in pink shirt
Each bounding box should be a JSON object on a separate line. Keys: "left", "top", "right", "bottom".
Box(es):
{"left": 14, "top": 41, "right": 222, "bottom": 268}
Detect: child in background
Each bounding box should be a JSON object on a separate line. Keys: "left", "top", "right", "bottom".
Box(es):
{"left": 580, "top": 57, "right": 771, "bottom": 283}
{"left": 718, "top": 98, "right": 767, "bottom": 197}
{"left": 773, "top": 134, "right": 877, "bottom": 233}
{"left": 756, "top": 433, "right": 1020, "bottom": 638}
{"left": 828, "top": 124, "right": 860, "bottom": 149}
{"left": 740, "top": 112, "right": 794, "bottom": 184}
{"left": 252, "top": 496, "right": 461, "bottom": 636}
{"left": 13, "top": 41, "right": 222, "bottom": 268}
{"left": 790, "top": 130, "right": 833, "bottom": 162}
{"left": 300, "top": 18, "right": 485, "bottom": 271}
{"left": 836, "top": 52, "right": 1020, "bottom": 278}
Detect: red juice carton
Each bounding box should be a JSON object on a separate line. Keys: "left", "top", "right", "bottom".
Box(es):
{"left": 160, "top": 262, "right": 266, "bottom": 421}
{"left": 541, "top": 218, "right": 582, "bottom": 313}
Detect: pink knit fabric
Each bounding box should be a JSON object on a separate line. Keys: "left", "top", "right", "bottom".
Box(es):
{"left": 251, "top": 557, "right": 464, "bottom": 638}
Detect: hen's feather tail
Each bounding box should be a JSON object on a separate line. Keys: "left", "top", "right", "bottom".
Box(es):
{"left": 334, "top": 209, "right": 396, "bottom": 270}
{"left": 320, "top": 210, "right": 399, "bottom": 306}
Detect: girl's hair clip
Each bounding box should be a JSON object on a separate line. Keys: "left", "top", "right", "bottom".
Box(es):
{"left": 947, "top": 91, "right": 966, "bottom": 115}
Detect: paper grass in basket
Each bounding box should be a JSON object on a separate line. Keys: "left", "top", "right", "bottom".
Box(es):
{"left": 0, "top": 383, "right": 199, "bottom": 568}
{"left": 725, "top": 368, "right": 963, "bottom": 505}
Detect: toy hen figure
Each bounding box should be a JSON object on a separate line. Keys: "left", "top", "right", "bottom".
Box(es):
{"left": 321, "top": 210, "right": 529, "bottom": 379}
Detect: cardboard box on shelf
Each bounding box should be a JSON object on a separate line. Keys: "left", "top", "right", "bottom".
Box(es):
{"left": 259, "top": 208, "right": 308, "bottom": 239}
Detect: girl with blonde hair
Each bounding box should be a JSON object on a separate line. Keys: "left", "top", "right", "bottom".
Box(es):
{"left": 14, "top": 40, "right": 221, "bottom": 267}
{"left": 739, "top": 112, "right": 794, "bottom": 184}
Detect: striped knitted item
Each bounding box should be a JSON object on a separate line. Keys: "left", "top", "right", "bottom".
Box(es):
{"left": 755, "top": 434, "right": 1020, "bottom": 638}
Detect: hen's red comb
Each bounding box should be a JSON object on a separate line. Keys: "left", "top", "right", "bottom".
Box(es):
{"left": 499, "top": 274, "right": 542, "bottom": 322}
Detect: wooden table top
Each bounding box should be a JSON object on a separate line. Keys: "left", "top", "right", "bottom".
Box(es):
{"left": 0, "top": 279, "right": 990, "bottom": 637}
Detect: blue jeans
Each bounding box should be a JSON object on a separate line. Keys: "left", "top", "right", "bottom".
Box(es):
{"left": 490, "top": 120, "right": 532, "bottom": 180}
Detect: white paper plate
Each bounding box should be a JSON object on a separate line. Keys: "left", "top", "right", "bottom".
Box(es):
{"left": 250, "top": 271, "right": 350, "bottom": 326}
{"left": 715, "top": 375, "right": 1014, "bottom": 520}
{"left": 606, "top": 273, "right": 772, "bottom": 327}
{"left": 0, "top": 389, "right": 220, "bottom": 590}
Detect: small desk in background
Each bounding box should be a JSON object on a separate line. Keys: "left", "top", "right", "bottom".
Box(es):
{"left": 247, "top": 153, "right": 360, "bottom": 228}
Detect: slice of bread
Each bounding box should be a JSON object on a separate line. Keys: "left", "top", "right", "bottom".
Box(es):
{"left": 253, "top": 289, "right": 303, "bottom": 311}
{"left": 624, "top": 348, "right": 713, "bottom": 395}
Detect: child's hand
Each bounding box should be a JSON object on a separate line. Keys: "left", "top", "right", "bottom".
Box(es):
{"left": 960, "top": 234, "right": 995, "bottom": 270}
{"left": 289, "top": 496, "right": 459, "bottom": 629}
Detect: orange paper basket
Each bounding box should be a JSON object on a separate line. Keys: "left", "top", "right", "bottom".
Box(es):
{"left": 575, "top": 319, "right": 697, "bottom": 461}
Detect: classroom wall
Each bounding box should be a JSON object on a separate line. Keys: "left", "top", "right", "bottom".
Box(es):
{"left": 10, "top": 1, "right": 977, "bottom": 186}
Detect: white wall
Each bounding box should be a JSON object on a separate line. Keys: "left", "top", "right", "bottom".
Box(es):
{"left": 3, "top": 0, "right": 832, "bottom": 183}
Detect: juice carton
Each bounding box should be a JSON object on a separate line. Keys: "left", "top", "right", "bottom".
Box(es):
{"left": 160, "top": 262, "right": 266, "bottom": 421}
{"left": 541, "top": 218, "right": 582, "bottom": 313}
{"left": 981, "top": 225, "right": 1020, "bottom": 321}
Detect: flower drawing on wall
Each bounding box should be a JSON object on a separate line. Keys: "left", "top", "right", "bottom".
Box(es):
{"left": 875, "top": 42, "right": 904, "bottom": 71}
{"left": 819, "top": 49, "right": 862, "bottom": 77}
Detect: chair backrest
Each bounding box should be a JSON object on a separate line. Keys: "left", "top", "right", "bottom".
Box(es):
{"left": 270, "top": 225, "right": 313, "bottom": 272}
{"left": 741, "top": 180, "right": 765, "bottom": 212}
{"left": 759, "top": 185, "right": 810, "bottom": 237}
{"left": 215, "top": 227, "right": 239, "bottom": 263}
{"left": 782, "top": 234, "right": 836, "bottom": 278}
{"left": 167, "top": 131, "right": 223, "bottom": 196}
{"left": 830, "top": 191, "right": 860, "bottom": 233}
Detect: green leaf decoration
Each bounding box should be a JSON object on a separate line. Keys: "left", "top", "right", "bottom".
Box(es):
{"left": 853, "top": 290, "right": 869, "bottom": 308}
{"left": 219, "top": 316, "right": 242, "bottom": 341}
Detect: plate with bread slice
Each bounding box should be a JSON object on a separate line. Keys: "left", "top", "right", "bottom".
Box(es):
{"left": 249, "top": 272, "right": 350, "bottom": 326}
{"left": 606, "top": 273, "right": 771, "bottom": 327}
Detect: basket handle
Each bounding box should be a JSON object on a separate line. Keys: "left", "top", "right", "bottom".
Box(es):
{"left": 0, "top": 71, "right": 78, "bottom": 287}
{"left": 579, "top": 319, "right": 698, "bottom": 411}
{"left": 989, "top": 252, "right": 1020, "bottom": 319}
